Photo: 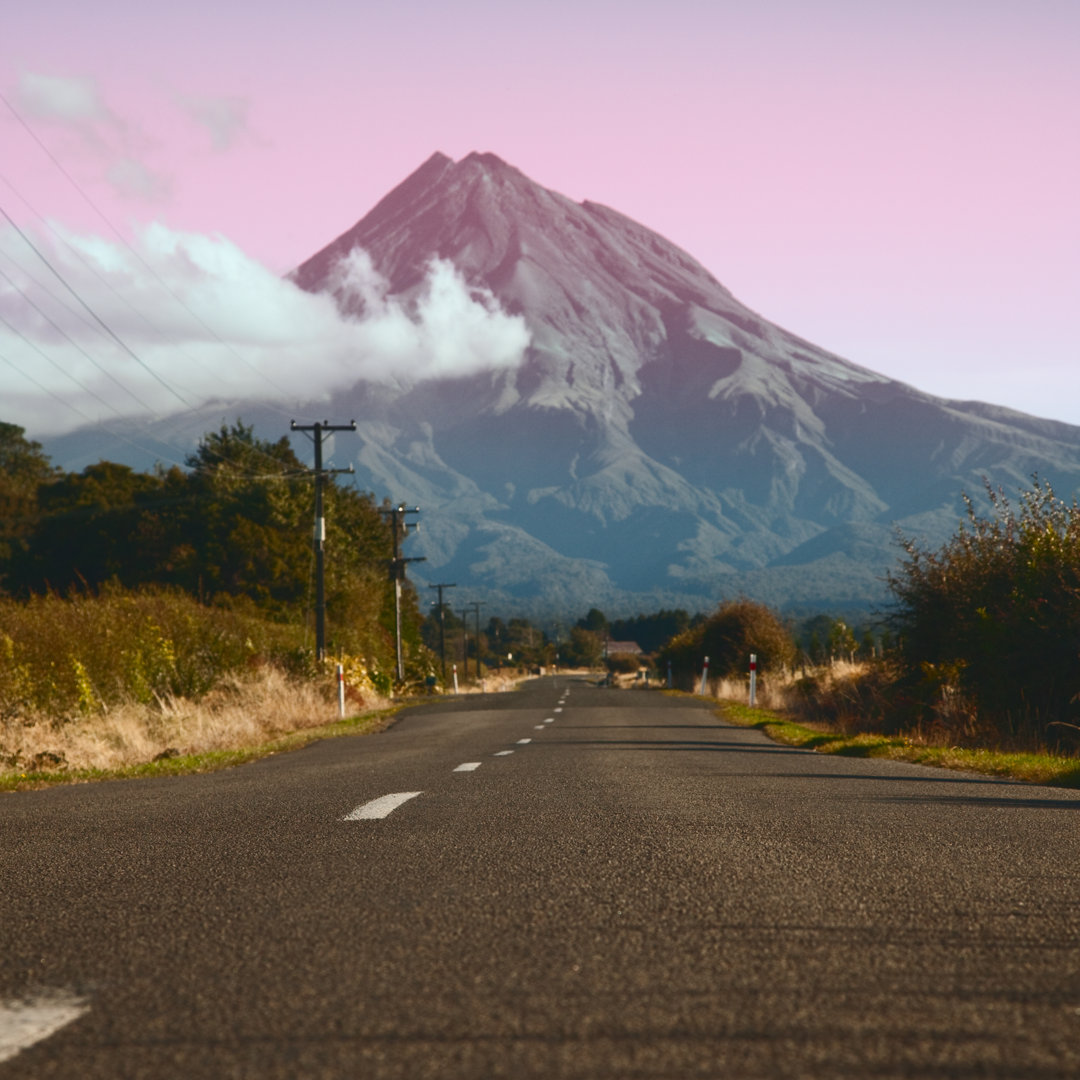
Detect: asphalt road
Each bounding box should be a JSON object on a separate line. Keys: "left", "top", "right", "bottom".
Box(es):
{"left": 3, "top": 676, "right": 1080, "bottom": 1079}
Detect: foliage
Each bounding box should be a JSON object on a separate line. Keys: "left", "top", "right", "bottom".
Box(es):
{"left": 562, "top": 626, "right": 604, "bottom": 668}
{"left": 609, "top": 609, "right": 698, "bottom": 654}
{"left": 658, "top": 599, "right": 795, "bottom": 689}
{"left": 0, "top": 420, "right": 431, "bottom": 683}
{"left": 0, "top": 423, "right": 59, "bottom": 576}
{"left": 605, "top": 652, "right": 643, "bottom": 674}
{"left": 887, "top": 479, "right": 1080, "bottom": 747}
{"left": 0, "top": 586, "right": 305, "bottom": 719}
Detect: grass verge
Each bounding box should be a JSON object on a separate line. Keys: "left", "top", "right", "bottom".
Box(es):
{"left": 719, "top": 700, "right": 1080, "bottom": 789}
{"left": 0, "top": 706, "right": 402, "bottom": 793}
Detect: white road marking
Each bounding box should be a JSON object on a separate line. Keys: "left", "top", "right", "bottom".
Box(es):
{"left": 454, "top": 762, "right": 481, "bottom": 772}
{"left": 0, "top": 991, "right": 89, "bottom": 1064}
{"left": 554, "top": 707, "right": 563, "bottom": 713}
{"left": 534, "top": 725, "right": 546, "bottom": 730}
{"left": 343, "top": 791, "right": 423, "bottom": 820}
{"left": 516, "top": 738, "right": 532, "bottom": 744}
{"left": 494, "top": 750, "right": 514, "bottom": 756}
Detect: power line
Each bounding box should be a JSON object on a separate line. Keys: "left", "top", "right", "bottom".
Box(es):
{"left": 0, "top": 94, "right": 301, "bottom": 409}
{"left": 0, "top": 200, "right": 193, "bottom": 409}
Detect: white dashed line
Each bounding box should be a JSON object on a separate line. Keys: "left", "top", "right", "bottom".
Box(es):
{"left": 0, "top": 991, "right": 89, "bottom": 1064}
{"left": 534, "top": 725, "right": 546, "bottom": 730}
{"left": 516, "top": 738, "right": 532, "bottom": 744}
{"left": 454, "top": 762, "right": 481, "bottom": 772}
{"left": 494, "top": 750, "right": 514, "bottom": 756}
{"left": 344, "top": 792, "right": 423, "bottom": 820}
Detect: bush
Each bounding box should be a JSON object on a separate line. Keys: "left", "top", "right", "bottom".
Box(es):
{"left": 658, "top": 599, "right": 794, "bottom": 690}
{"left": 887, "top": 479, "right": 1080, "bottom": 747}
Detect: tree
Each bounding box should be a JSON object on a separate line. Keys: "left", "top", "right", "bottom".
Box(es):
{"left": 658, "top": 600, "right": 794, "bottom": 689}
{"left": 563, "top": 625, "right": 604, "bottom": 668}
{"left": 0, "top": 423, "right": 59, "bottom": 585}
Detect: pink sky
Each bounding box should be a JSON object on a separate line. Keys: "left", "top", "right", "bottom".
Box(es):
{"left": 2, "top": 0, "right": 1078, "bottom": 435}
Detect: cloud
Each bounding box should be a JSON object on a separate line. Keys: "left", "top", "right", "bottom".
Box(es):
{"left": 16, "top": 73, "right": 117, "bottom": 129}
{"left": 14, "top": 72, "right": 170, "bottom": 202}
{"left": 105, "top": 158, "right": 172, "bottom": 201}
{"left": 180, "top": 94, "right": 252, "bottom": 151}
{"left": 0, "top": 224, "right": 530, "bottom": 436}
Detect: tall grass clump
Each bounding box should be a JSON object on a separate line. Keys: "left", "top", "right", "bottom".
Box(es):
{"left": 0, "top": 586, "right": 304, "bottom": 719}
{"left": 0, "top": 587, "right": 400, "bottom": 774}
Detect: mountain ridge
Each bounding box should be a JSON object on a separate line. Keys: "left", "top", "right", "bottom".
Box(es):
{"left": 43, "top": 151, "right": 1080, "bottom": 617}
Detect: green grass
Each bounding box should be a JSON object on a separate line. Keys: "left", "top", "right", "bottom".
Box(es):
{"left": 719, "top": 700, "right": 1080, "bottom": 789}
{"left": 0, "top": 706, "right": 402, "bottom": 793}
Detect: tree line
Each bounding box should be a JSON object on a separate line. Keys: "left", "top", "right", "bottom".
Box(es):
{"left": 0, "top": 420, "right": 424, "bottom": 679}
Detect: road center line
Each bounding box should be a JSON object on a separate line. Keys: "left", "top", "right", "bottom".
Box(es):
{"left": 554, "top": 707, "right": 563, "bottom": 713}
{"left": 343, "top": 791, "right": 423, "bottom": 820}
{"left": 534, "top": 725, "right": 546, "bottom": 730}
{"left": 0, "top": 992, "right": 89, "bottom": 1065}
{"left": 454, "top": 762, "right": 481, "bottom": 772}
{"left": 544, "top": 718, "right": 554, "bottom": 724}
{"left": 494, "top": 750, "right": 514, "bottom": 756}
{"left": 516, "top": 738, "right": 532, "bottom": 744}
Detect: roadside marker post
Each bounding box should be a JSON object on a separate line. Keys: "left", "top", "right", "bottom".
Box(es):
{"left": 699, "top": 656, "right": 710, "bottom": 696}
{"left": 336, "top": 664, "right": 345, "bottom": 718}
{"left": 749, "top": 653, "right": 757, "bottom": 707}
{"left": 452, "top": 664, "right": 459, "bottom": 695}
{"left": 667, "top": 660, "right": 673, "bottom": 689}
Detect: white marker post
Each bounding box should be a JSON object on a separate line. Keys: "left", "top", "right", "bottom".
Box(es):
{"left": 336, "top": 663, "right": 345, "bottom": 718}
{"left": 699, "top": 656, "right": 710, "bottom": 696}
{"left": 452, "top": 664, "right": 459, "bottom": 695}
{"left": 667, "top": 660, "right": 673, "bottom": 689}
{"left": 749, "top": 653, "right": 757, "bottom": 707}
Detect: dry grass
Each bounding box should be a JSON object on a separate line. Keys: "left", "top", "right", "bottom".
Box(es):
{"left": 1, "top": 665, "right": 391, "bottom": 775}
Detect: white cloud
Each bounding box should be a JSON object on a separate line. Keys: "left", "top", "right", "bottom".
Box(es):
{"left": 14, "top": 72, "right": 170, "bottom": 202}
{"left": 16, "top": 73, "right": 115, "bottom": 128}
{"left": 180, "top": 94, "right": 251, "bottom": 151}
{"left": 105, "top": 158, "right": 172, "bottom": 201}
{"left": 0, "top": 224, "right": 530, "bottom": 435}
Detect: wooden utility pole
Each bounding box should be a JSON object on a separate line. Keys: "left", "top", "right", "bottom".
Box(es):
{"left": 465, "top": 601, "right": 484, "bottom": 684}
{"left": 428, "top": 582, "right": 457, "bottom": 682}
{"left": 290, "top": 420, "right": 356, "bottom": 661}
{"left": 378, "top": 502, "right": 425, "bottom": 682}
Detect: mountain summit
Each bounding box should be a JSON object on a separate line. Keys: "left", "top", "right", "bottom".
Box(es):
{"left": 281, "top": 153, "right": 1080, "bottom": 614}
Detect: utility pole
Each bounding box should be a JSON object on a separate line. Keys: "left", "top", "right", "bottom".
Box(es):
{"left": 465, "top": 601, "right": 485, "bottom": 684}
{"left": 377, "top": 502, "right": 425, "bottom": 682}
{"left": 290, "top": 419, "right": 356, "bottom": 662}
{"left": 428, "top": 582, "right": 457, "bottom": 682}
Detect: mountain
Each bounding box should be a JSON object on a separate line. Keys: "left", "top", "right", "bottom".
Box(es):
{"left": 285, "top": 151, "right": 1080, "bottom": 616}
{"left": 43, "top": 152, "right": 1080, "bottom": 619}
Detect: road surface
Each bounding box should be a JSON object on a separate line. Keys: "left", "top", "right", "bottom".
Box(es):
{"left": 3, "top": 676, "right": 1080, "bottom": 1078}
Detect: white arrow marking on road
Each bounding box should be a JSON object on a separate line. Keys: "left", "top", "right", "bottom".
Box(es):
{"left": 343, "top": 791, "right": 423, "bottom": 820}
{"left": 516, "top": 738, "right": 532, "bottom": 744}
{"left": 454, "top": 762, "right": 481, "bottom": 772}
{"left": 0, "top": 991, "right": 89, "bottom": 1064}
{"left": 494, "top": 750, "right": 514, "bottom": 756}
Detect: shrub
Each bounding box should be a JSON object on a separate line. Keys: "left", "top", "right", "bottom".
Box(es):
{"left": 887, "top": 479, "right": 1080, "bottom": 748}
{"left": 658, "top": 599, "right": 794, "bottom": 690}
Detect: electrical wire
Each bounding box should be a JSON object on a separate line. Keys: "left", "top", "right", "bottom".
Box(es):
{"left": 0, "top": 95, "right": 349, "bottom": 478}
{"left": 1, "top": 91, "right": 303, "bottom": 410}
